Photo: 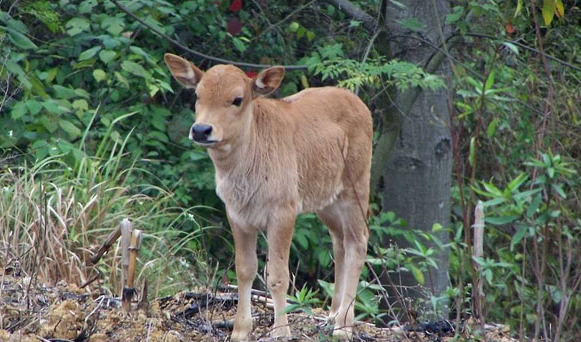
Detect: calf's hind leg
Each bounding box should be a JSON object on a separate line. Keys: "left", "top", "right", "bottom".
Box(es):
{"left": 319, "top": 196, "right": 369, "bottom": 339}
{"left": 316, "top": 209, "right": 346, "bottom": 323}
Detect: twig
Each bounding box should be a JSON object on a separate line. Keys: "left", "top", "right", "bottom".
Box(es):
{"left": 90, "top": 223, "right": 122, "bottom": 265}
{"left": 80, "top": 272, "right": 100, "bottom": 289}
{"left": 109, "top": 0, "right": 308, "bottom": 70}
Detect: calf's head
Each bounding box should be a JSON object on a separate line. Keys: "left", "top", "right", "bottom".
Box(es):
{"left": 164, "top": 54, "right": 285, "bottom": 148}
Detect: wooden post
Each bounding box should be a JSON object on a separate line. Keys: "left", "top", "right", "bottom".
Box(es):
{"left": 120, "top": 219, "right": 132, "bottom": 295}
{"left": 122, "top": 229, "right": 142, "bottom": 313}
{"left": 472, "top": 201, "right": 485, "bottom": 328}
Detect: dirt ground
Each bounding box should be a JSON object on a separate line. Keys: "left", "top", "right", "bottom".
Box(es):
{"left": 0, "top": 272, "right": 518, "bottom": 342}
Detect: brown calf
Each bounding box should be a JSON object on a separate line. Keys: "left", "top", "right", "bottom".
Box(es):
{"left": 164, "top": 53, "right": 372, "bottom": 341}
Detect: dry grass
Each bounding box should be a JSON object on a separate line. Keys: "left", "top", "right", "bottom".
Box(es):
{"left": 0, "top": 147, "right": 209, "bottom": 297}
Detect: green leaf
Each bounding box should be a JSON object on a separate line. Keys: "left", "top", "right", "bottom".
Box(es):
{"left": 514, "top": 0, "right": 523, "bottom": 17}
{"left": 511, "top": 225, "right": 528, "bottom": 250}
{"left": 147, "top": 131, "right": 169, "bottom": 143}
{"left": 487, "top": 118, "right": 499, "bottom": 138}
{"left": 400, "top": 18, "right": 424, "bottom": 32}
{"left": 93, "top": 69, "right": 107, "bottom": 82}
{"left": 101, "top": 16, "right": 125, "bottom": 35}
{"left": 551, "top": 183, "right": 566, "bottom": 199}
{"left": 542, "top": 0, "right": 556, "bottom": 26}
{"left": 79, "top": 0, "right": 98, "bottom": 13}
{"left": 288, "top": 22, "right": 299, "bottom": 32}
{"left": 44, "top": 67, "right": 59, "bottom": 83}
{"left": 66, "top": 17, "right": 90, "bottom": 36}
{"left": 432, "top": 223, "right": 443, "bottom": 232}
{"left": 555, "top": 0, "right": 564, "bottom": 17}
{"left": 409, "top": 265, "right": 425, "bottom": 285}
{"left": 485, "top": 216, "right": 518, "bottom": 225}
{"left": 468, "top": 136, "right": 476, "bottom": 166}
{"left": 40, "top": 115, "right": 59, "bottom": 132}
{"left": 121, "top": 60, "right": 150, "bottom": 78}
{"left": 79, "top": 46, "right": 101, "bottom": 61}
{"left": 484, "top": 70, "right": 495, "bottom": 92}
{"left": 526, "top": 194, "right": 542, "bottom": 218}
{"left": 151, "top": 115, "right": 166, "bottom": 131}
{"left": 73, "top": 58, "right": 97, "bottom": 69}
{"left": 75, "top": 88, "right": 90, "bottom": 99}
{"left": 507, "top": 172, "right": 528, "bottom": 192}
{"left": 232, "top": 37, "right": 246, "bottom": 53}
{"left": 115, "top": 71, "right": 129, "bottom": 88}
{"left": 11, "top": 102, "right": 27, "bottom": 119}
{"left": 502, "top": 42, "right": 519, "bottom": 55}
{"left": 53, "top": 85, "right": 77, "bottom": 99}
{"left": 99, "top": 50, "right": 117, "bottom": 63}
{"left": 349, "top": 20, "right": 361, "bottom": 27}
{"left": 295, "top": 232, "right": 309, "bottom": 249}
{"left": 59, "top": 119, "right": 82, "bottom": 139}
{"left": 72, "top": 99, "right": 89, "bottom": 111}
{"left": 7, "top": 27, "right": 38, "bottom": 49}
{"left": 25, "top": 100, "right": 42, "bottom": 115}
{"left": 129, "top": 46, "right": 153, "bottom": 62}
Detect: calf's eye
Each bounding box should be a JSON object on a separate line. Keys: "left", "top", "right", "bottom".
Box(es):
{"left": 232, "top": 97, "right": 243, "bottom": 107}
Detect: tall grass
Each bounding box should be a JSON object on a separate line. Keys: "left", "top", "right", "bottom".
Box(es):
{"left": 0, "top": 124, "right": 211, "bottom": 296}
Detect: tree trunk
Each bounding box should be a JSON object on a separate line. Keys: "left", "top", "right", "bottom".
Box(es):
{"left": 376, "top": 0, "right": 452, "bottom": 318}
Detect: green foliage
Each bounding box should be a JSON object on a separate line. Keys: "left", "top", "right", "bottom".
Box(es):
{"left": 285, "top": 284, "right": 322, "bottom": 315}
{"left": 450, "top": 1, "right": 581, "bottom": 339}
{"left": 302, "top": 43, "right": 445, "bottom": 92}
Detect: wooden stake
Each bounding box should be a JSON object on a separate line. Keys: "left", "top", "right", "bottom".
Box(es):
{"left": 472, "top": 201, "right": 485, "bottom": 328}
{"left": 120, "top": 219, "right": 132, "bottom": 294}
{"left": 122, "top": 229, "right": 142, "bottom": 313}
{"left": 138, "top": 279, "right": 149, "bottom": 311}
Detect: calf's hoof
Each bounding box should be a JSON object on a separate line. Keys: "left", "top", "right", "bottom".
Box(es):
{"left": 270, "top": 325, "right": 291, "bottom": 338}
{"left": 231, "top": 330, "right": 252, "bottom": 342}
{"left": 332, "top": 326, "right": 353, "bottom": 341}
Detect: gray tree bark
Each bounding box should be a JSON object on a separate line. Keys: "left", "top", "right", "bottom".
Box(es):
{"left": 376, "top": 0, "right": 452, "bottom": 316}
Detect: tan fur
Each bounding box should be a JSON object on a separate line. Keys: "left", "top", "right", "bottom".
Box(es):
{"left": 165, "top": 54, "right": 372, "bottom": 341}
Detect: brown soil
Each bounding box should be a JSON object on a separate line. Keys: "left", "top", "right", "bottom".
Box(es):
{"left": 0, "top": 273, "right": 517, "bottom": 342}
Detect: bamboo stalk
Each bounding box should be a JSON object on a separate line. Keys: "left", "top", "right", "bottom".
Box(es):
{"left": 120, "top": 219, "right": 132, "bottom": 294}
{"left": 90, "top": 219, "right": 130, "bottom": 264}
{"left": 122, "top": 229, "right": 141, "bottom": 313}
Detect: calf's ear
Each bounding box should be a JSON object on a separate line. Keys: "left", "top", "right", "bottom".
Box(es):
{"left": 252, "top": 66, "right": 285, "bottom": 97}
{"left": 164, "top": 53, "right": 204, "bottom": 89}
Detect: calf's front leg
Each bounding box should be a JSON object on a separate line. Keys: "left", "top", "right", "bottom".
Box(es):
{"left": 266, "top": 213, "right": 295, "bottom": 338}
{"left": 230, "top": 222, "right": 258, "bottom": 342}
